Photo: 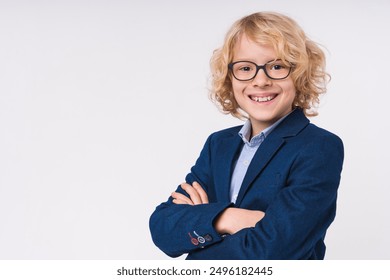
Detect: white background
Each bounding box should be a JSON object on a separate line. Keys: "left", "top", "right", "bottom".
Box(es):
{"left": 0, "top": 0, "right": 389, "bottom": 260}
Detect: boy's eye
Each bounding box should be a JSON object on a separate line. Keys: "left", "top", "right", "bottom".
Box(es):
{"left": 268, "top": 61, "right": 288, "bottom": 71}
{"left": 238, "top": 65, "right": 253, "bottom": 72}
{"left": 270, "top": 64, "right": 285, "bottom": 70}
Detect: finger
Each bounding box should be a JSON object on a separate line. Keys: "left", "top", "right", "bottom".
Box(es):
{"left": 180, "top": 183, "right": 202, "bottom": 205}
{"left": 171, "top": 192, "right": 194, "bottom": 205}
{"left": 172, "top": 197, "right": 194, "bottom": 205}
{"left": 173, "top": 198, "right": 194, "bottom": 205}
{"left": 192, "top": 181, "right": 209, "bottom": 203}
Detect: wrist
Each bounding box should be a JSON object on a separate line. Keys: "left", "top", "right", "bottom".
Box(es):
{"left": 214, "top": 207, "right": 237, "bottom": 235}
{"left": 214, "top": 207, "right": 233, "bottom": 235}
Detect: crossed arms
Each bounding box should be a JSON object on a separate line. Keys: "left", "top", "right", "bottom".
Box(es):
{"left": 172, "top": 181, "right": 265, "bottom": 235}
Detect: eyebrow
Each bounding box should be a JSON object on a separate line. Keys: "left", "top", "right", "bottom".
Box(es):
{"left": 231, "top": 58, "right": 282, "bottom": 64}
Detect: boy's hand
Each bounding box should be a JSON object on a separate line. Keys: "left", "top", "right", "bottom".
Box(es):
{"left": 214, "top": 208, "right": 265, "bottom": 235}
{"left": 171, "top": 181, "right": 209, "bottom": 205}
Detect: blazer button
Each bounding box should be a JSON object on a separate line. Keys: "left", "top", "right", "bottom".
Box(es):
{"left": 204, "top": 234, "right": 212, "bottom": 242}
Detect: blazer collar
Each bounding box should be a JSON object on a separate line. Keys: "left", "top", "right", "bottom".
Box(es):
{"left": 268, "top": 108, "right": 310, "bottom": 138}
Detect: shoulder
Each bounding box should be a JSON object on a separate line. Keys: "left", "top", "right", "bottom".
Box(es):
{"left": 291, "top": 123, "right": 344, "bottom": 163}
{"left": 197, "top": 125, "right": 243, "bottom": 152}
{"left": 302, "top": 123, "right": 343, "bottom": 146}
{"left": 274, "top": 111, "right": 344, "bottom": 158}
{"left": 208, "top": 125, "right": 242, "bottom": 140}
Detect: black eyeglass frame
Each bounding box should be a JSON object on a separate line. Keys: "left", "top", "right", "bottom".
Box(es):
{"left": 228, "top": 60, "right": 293, "bottom": 81}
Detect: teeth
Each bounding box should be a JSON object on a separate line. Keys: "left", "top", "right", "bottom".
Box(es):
{"left": 251, "top": 96, "right": 274, "bottom": 102}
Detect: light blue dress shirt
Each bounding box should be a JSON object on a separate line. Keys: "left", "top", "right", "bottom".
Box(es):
{"left": 229, "top": 115, "right": 288, "bottom": 203}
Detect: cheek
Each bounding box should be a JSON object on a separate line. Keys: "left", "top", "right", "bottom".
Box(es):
{"left": 232, "top": 80, "right": 245, "bottom": 97}
{"left": 281, "top": 80, "right": 296, "bottom": 98}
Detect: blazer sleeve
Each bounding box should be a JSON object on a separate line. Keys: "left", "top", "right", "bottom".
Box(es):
{"left": 149, "top": 133, "right": 231, "bottom": 258}
{"left": 186, "top": 133, "right": 344, "bottom": 260}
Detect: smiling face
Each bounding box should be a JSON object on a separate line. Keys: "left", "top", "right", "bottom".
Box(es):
{"left": 231, "top": 35, "right": 296, "bottom": 136}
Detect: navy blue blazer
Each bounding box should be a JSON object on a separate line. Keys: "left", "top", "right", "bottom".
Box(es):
{"left": 150, "top": 109, "right": 344, "bottom": 259}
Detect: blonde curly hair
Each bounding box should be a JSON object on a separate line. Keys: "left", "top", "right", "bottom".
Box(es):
{"left": 210, "top": 12, "right": 329, "bottom": 118}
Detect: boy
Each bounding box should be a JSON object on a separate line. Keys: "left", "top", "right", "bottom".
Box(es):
{"left": 150, "top": 12, "right": 344, "bottom": 260}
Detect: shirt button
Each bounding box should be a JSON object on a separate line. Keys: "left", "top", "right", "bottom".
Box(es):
{"left": 243, "top": 160, "right": 249, "bottom": 166}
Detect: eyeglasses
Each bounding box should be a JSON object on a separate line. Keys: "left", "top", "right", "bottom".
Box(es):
{"left": 228, "top": 59, "right": 292, "bottom": 81}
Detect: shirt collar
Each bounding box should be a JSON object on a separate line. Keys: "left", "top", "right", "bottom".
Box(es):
{"left": 238, "top": 112, "right": 291, "bottom": 147}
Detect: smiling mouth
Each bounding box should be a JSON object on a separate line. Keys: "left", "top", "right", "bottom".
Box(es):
{"left": 249, "top": 94, "right": 277, "bottom": 103}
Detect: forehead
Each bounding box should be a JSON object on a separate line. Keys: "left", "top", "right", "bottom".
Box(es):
{"left": 232, "top": 34, "right": 277, "bottom": 62}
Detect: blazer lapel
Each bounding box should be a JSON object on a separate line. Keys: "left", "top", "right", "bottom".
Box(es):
{"left": 235, "top": 136, "right": 285, "bottom": 205}
{"left": 214, "top": 132, "right": 243, "bottom": 202}
{"left": 235, "top": 109, "right": 309, "bottom": 206}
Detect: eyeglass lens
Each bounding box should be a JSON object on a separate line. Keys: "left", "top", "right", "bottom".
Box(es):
{"left": 230, "top": 60, "right": 291, "bottom": 81}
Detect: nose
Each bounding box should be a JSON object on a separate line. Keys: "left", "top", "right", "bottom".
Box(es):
{"left": 251, "top": 68, "right": 272, "bottom": 87}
